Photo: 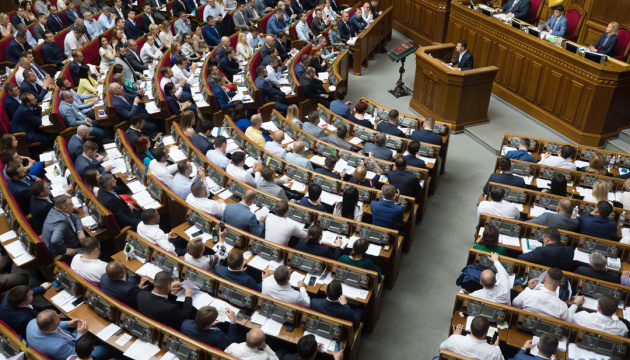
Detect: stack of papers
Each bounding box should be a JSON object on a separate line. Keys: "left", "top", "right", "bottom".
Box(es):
{"left": 132, "top": 191, "right": 159, "bottom": 209}
{"left": 211, "top": 298, "right": 240, "bottom": 322}
{"left": 498, "top": 234, "right": 520, "bottom": 247}
{"left": 39, "top": 152, "right": 54, "bottom": 162}
{"left": 366, "top": 244, "right": 382, "bottom": 256}
{"left": 41, "top": 115, "right": 52, "bottom": 126}
{"left": 81, "top": 216, "right": 96, "bottom": 227}
{"left": 567, "top": 343, "right": 609, "bottom": 360}
{"left": 310, "top": 156, "right": 327, "bottom": 166}
{"left": 122, "top": 339, "right": 161, "bottom": 360}
{"left": 348, "top": 137, "right": 362, "bottom": 145}
{"left": 529, "top": 206, "right": 553, "bottom": 217}
{"left": 319, "top": 191, "right": 342, "bottom": 206}
{"left": 521, "top": 238, "right": 542, "bottom": 254}
{"left": 4, "top": 241, "right": 34, "bottom": 266}
{"left": 341, "top": 283, "right": 368, "bottom": 300}
{"left": 607, "top": 257, "right": 621, "bottom": 271}
{"left": 0, "top": 230, "right": 17, "bottom": 243}
{"left": 321, "top": 231, "right": 349, "bottom": 248}
{"left": 145, "top": 101, "right": 161, "bottom": 114}
{"left": 136, "top": 263, "right": 163, "bottom": 279}
{"left": 573, "top": 249, "right": 591, "bottom": 263}
{"left": 247, "top": 255, "right": 271, "bottom": 270}
{"left": 161, "top": 136, "right": 176, "bottom": 146}
{"left": 291, "top": 181, "right": 306, "bottom": 192}
{"left": 303, "top": 331, "right": 336, "bottom": 352}
{"left": 127, "top": 181, "right": 147, "bottom": 194}
{"left": 289, "top": 272, "right": 306, "bottom": 287}
{"left": 250, "top": 311, "right": 269, "bottom": 325}
{"left": 261, "top": 122, "right": 279, "bottom": 132}
{"left": 535, "top": 178, "right": 551, "bottom": 189}
{"left": 260, "top": 318, "right": 283, "bottom": 336}
{"left": 168, "top": 147, "right": 188, "bottom": 162}
{"left": 96, "top": 323, "right": 122, "bottom": 341}
{"left": 51, "top": 290, "right": 80, "bottom": 313}
{"left": 175, "top": 290, "right": 214, "bottom": 309}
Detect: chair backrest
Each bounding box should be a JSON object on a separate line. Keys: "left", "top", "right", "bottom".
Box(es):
{"left": 196, "top": 4, "right": 207, "bottom": 23}
{"left": 8, "top": 11, "right": 16, "bottom": 23}
{"left": 0, "top": 33, "right": 16, "bottom": 63}
{"left": 614, "top": 26, "right": 630, "bottom": 60}
{"left": 526, "top": 0, "right": 545, "bottom": 24}
{"left": 136, "top": 34, "right": 147, "bottom": 53}
{"left": 250, "top": 50, "right": 262, "bottom": 81}
{"left": 83, "top": 27, "right": 114, "bottom": 66}
{"left": 54, "top": 27, "right": 70, "bottom": 55}
{"left": 0, "top": 91, "right": 10, "bottom": 134}
{"left": 564, "top": 4, "right": 585, "bottom": 41}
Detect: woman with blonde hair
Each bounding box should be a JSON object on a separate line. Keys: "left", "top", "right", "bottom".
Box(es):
{"left": 235, "top": 32, "right": 253, "bottom": 61}
{"left": 589, "top": 21, "right": 619, "bottom": 56}
{"left": 0, "top": 13, "right": 16, "bottom": 38}
{"left": 184, "top": 228, "right": 228, "bottom": 271}
{"left": 583, "top": 180, "right": 612, "bottom": 204}
{"left": 286, "top": 104, "right": 302, "bottom": 128}
{"left": 149, "top": 24, "right": 169, "bottom": 51}
{"left": 159, "top": 20, "right": 175, "bottom": 45}
{"left": 0, "top": 134, "right": 44, "bottom": 177}
{"left": 582, "top": 152, "right": 608, "bottom": 176}
{"left": 350, "top": 153, "right": 383, "bottom": 187}
{"left": 181, "top": 110, "right": 196, "bottom": 138}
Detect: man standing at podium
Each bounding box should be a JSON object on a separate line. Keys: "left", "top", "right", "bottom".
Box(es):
{"left": 449, "top": 40, "right": 474, "bottom": 71}
{"left": 497, "top": 0, "right": 531, "bottom": 20}
{"left": 538, "top": 5, "right": 568, "bottom": 38}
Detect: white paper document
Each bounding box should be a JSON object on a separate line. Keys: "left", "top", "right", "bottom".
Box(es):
{"left": 260, "top": 318, "right": 283, "bottom": 336}
{"left": 96, "top": 323, "right": 122, "bottom": 341}
{"left": 341, "top": 283, "right": 368, "bottom": 300}
{"left": 0, "top": 230, "right": 17, "bottom": 243}
{"left": 289, "top": 272, "right": 306, "bottom": 287}
{"left": 366, "top": 244, "right": 382, "bottom": 256}
{"left": 123, "top": 339, "right": 160, "bottom": 360}
{"left": 136, "top": 263, "right": 163, "bottom": 279}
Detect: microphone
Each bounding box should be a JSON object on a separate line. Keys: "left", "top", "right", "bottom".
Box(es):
{"left": 441, "top": 51, "right": 453, "bottom": 63}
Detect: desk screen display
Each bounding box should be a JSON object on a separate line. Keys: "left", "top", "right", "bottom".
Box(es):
{"left": 480, "top": 307, "right": 495, "bottom": 317}
{"left": 357, "top": 188, "right": 369, "bottom": 202}
{"left": 284, "top": 124, "right": 296, "bottom": 139}
{"left": 233, "top": 132, "right": 244, "bottom": 148}
{"left": 535, "top": 322, "right": 552, "bottom": 333}
{"left": 565, "top": 41, "right": 579, "bottom": 54}
{"left": 179, "top": 140, "right": 190, "bottom": 155}
{"left": 385, "top": 137, "right": 402, "bottom": 149}
{"left": 287, "top": 166, "right": 308, "bottom": 183}
{"left": 298, "top": 134, "right": 313, "bottom": 150}
{"left": 246, "top": 143, "right": 261, "bottom": 160}
{"left": 318, "top": 321, "right": 333, "bottom": 333}
{"left": 132, "top": 321, "right": 148, "bottom": 336}
{"left": 192, "top": 153, "right": 204, "bottom": 168}
{"left": 134, "top": 165, "right": 146, "bottom": 182}
{"left": 209, "top": 168, "right": 224, "bottom": 186}
{"left": 319, "top": 108, "right": 330, "bottom": 121}
{"left": 272, "top": 113, "right": 283, "bottom": 128}
{"left": 76, "top": 188, "right": 87, "bottom": 205}
{"left": 89, "top": 204, "right": 102, "bottom": 225}
{"left": 229, "top": 182, "right": 246, "bottom": 197}
{"left": 266, "top": 157, "right": 282, "bottom": 172}
{"left": 148, "top": 181, "right": 163, "bottom": 200}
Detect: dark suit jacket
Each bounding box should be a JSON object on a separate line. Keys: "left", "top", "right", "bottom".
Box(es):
{"left": 298, "top": 74, "right": 324, "bottom": 100}
{"left": 349, "top": 14, "right": 366, "bottom": 34}
{"left": 33, "top": 23, "right": 51, "bottom": 41}
{"left": 376, "top": 121, "right": 405, "bottom": 138}
{"left": 100, "top": 274, "right": 143, "bottom": 309}
{"left": 172, "top": 0, "right": 192, "bottom": 16}
{"left": 482, "top": 172, "right": 526, "bottom": 194}
{"left": 97, "top": 189, "right": 141, "bottom": 229}
{"left": 451, "top": 50, "right": 474, "bottom": 71}
{"left": 141, "top": 13, "right": 156, "bottom": 32}
{"left": 180, "top": 320, "right": 239, "bottom": 350}
{"left": 10, "top": 104, "right": 43, "bottom": 143}
{"left": 295, "top": 238, "right": 342, "bottom": 260}
{"left": 112, "top": 92, "right": 147, "bottom": 121}
{"left": 0, "top": 286, "right": 46, "bottom": 337}
{"left": 42, "top": 42, "right": 67, "bottom": 66}
{"left": 314, "top": 167, "right": 340, "bottom": 179}
{"left": 20, "top": 81, "right": 48, "bottom": 103}
{"left": 512, "top": 348, "right": 547, "bottom": 360}
{"left": 4, "top": 95, "right": 20, "bottom": 120}
{"left": 387, "top": 169, "right": 421, "bottom": 198}
{"left": 74, "top": 154, "right": 105, "bottom": 179}
{"left": 67, "top": 135, "right": 84, "bottom": 163}
{"left": 30, "top": 196, "right": 54, "bottom": 235}
{"left": 47, "top": 14, "right": 68, "bottom": 33}
{"left": 260, "top": 44, "right": 272, "bottom": 61}
{"left": 126, "top": 50, "right": 148, "bottom": 72}
{"left": 191, "top": 133, "right": 214, "bottom": 154}
{"left": 214, "top": 266, "right": 261, "bottom": 292}
{"left": 517, "top": 242, "right": 574, "bottom": 270}
{"left": 10, "top": 15, "right": 32, "bottom": 28}
{"left": 291, "top": 0, "right": 305, "bottom": 14}
{"left": 404, "top": 154, "right": 426, "bottom": 169}
{"left": 574, "top": 266, "right": 621, "bottom": 284}
{"left": 410, "top": 128, "right": 445, "bottom": 156}
{"left": 111, "top": 6, "right": 127, "bottom": 21}
{"left": 166, "top": 95, "right": 183, "bottom": 116}
{"left": 215, "top": 45, "right": 227, "bottom": 62}
{"left": 310, "top": 18, "right": 327, "bottom": 38}
{"left": 337, "top": 20, "right": 353, "bottom": 41}
{"left": 310, "top": 298, "right": 361, "bottom": 327}
{"left": 137, "top": 291, "right": 194, "bottom": 330}
{"left": 370, "top": 199, "right": 403, "bottom": 230}
{"left": 211, "top": 83, "right": 235, "bottom": 110}
{"left": 274, "top": 38, "right": 290, "bottom": 61}
{"left": 124, "top": 19, "right": 144, "bottom": 40}
{"left": 64, "top": 8, "right": 83, "bottom": 24}
{"left": 218, "top": 56, "right": 241, "bottom": 82}
{"left": 202, "top": 24, "right": 221, "bottom": 47}
{"left": 125, "top": 127, "right": 143, "bottom": 150}
{"left": 593, "top": 33, "right": 618, "bottom": 56}
{"left": 8, "top": 176, "right": 35, "bottom": 214}
{"left": 255, "top": 77, "right": 286, "bottom": 105}
{"left": 6, "top": 39, "right": 32, "bottom": 65}
{"left": 501, "top": 0, "right": 531, "bottom": 20}
{"left": 69, "top": 61, "right": 81, "bottom": 86}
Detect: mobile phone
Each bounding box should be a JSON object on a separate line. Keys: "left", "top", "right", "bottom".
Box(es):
{"left": 114, "top": 328, "right": 124, "bottom": 336}
{"left": 236, "top": 311, "right": 244, "bottom": 321}
{"left": 490, "top": 331, "right": 498, "bottom": 345}
{"left": 52, "top": 281, "right": 59, "bottom": 287}
{"left": 220, "top": 222, "right": 225, "bottom": 232}
{"left": 334, "top": 341, "right": 342, "bottom": 353}
{"left": 308, "top": 276, "right": 316, "bottom": 287}
{"left": 286, "top": 324, "right": 295, "bottom": 332}
{"left": 191, "top": 230, "right": 203, "bottom": 238}
{"left": 72, "top": 296, "right": 84, "bottom": 306}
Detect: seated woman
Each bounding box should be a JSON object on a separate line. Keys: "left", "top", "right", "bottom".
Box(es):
{"left": 232, "top": 104, "right": 251, "bottom": 133}
{"left": 77, "top": 65, "right": 98, "bottom": 103}
{"left": 338, "top": 238, "right": 382, "bottom": 282}
{"left": 308, "top": 46, "right": 328, "bottom": 74}
{"left": 181, "top": 110, "right": 196, "bottom": 138}
{"left": 295, "top": 224, "right": 342, "bottom": 260}
{"left": 583, "top": 180, "right": 613, "bottom": 205}
{"left": 0, "top": 134, "right": 44, "bottom": 177}
{"left": 84, "top": 168, "right": 102, "bottom": 197}
{"left": 112, "top": 64, "right": 138, "bottom": 94}
{"left": 589, "top": 21, "right": 619, "bottom": 56}
{"left": 135, "top": 136, "right": 155, "bottom": 167}
{"left": 541, "top": 173, "right": 568, "bottom": 197}
{"left": 148, "top": 147, "right": 178, "bottom": 187}
{"left": 333, "top": 186, "right": 363, "bottom": 221}
{"left": 286, "top": 104, "right": 302, "bottom": 128}
{"left": 578, "top": 152, "right": 609, "bottom": 176}
{"left": 164, "top": 82, "right": 197, "bottom": 119}
{"left": 349, "top": 153, "right": 382, "bottom": 188}
{"left": 473, "top": 224, "right": 506, "bottom": 256}
{"left": 236, "top": 32, "right": 253, "bottom": 61}
{"left": 349, "top": 101, "right": 375, "bottom": 129}
{"left": 184, "top": 231, "right": 228, "bottom": 271}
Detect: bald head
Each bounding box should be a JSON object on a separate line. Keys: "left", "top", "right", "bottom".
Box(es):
{"left": 242, "top": 189, "right": 257, "bottom": 204}
{"left": 36, "top": 309, "right": 59, "bottom": 331}
{"left": 557, "top": 199, "right": 572, "bottom": 216}
{"left": 265, "top": 35, "right": 274, "bottom": 45}
{"left": 273, "top": 130, "right": 284, "bottom": 143}
{"left": 479, "top": 269, "right": 496, "bottom": 289}
{"left": 246, "top": 328, "right": 266, "bottom": 349}
{"left": 77, "top": 125, "right": 90, "bottom": 138}
{"left": 251, "top": 114, "right": 262, "bottom": 127}
{"left": 293, "top": 141, "right": 305, "bottom": 154}
{"left": 106, "top": 260, "right": 126, "bottom": 280}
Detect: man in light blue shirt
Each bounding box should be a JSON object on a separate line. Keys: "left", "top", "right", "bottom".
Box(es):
{"left": 57, "top": 77, "right": 95, "bottom": 118}
{"left": 539, "top": 5, "right": 568, "bottom": 37}
{"left": 286, "top": 141, "right": 313, "bottom": 170}
{"left": 97, "top": 6, "right": 115, "bottom": 30}
{"left": 206, "top": 136, "right": 231, "bottom": 170}
{"left": 58, "top": 91, "right": 106, "bottom": 144}
{"left": 203, "top": 0, "right": 226, "bottom": 23}
{"left": 174, "top": 11, "right": 192, "bottom": 39}
{"left": 170, "top": 161, "right": 206, "bottom": 199}
{"left": 15, "top": 23, "right": 37, "bottom": 47}
{"left": 264, "top": 130, "right": 288, "bottom": 159}
{"left": 83, "top": 11, "right": 104, "bottom": 39}
{"left": 296, "top": 11, "right": 316, "bottom": 45}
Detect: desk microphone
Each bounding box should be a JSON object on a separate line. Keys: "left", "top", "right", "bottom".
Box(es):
{"left": 441, "top": 52, "right": 453, "bottom": 63}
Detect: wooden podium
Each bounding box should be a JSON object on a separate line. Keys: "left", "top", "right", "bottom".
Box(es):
{"left": 410, "top": 44, "right": 498, "bottom": 131}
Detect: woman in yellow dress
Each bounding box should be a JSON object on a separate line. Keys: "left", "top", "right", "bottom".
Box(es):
{"left": 77, "top": 65, "right": 98, "bottom": 103}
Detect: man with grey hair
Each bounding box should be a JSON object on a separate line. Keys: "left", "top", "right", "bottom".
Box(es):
{"left": 41, "top": 195, "right": 85, "bottom": 257}
{"left": 98, "top": 6, "right": 115, "bottom": 29}
{"left": 285, "top": 141, "right": 313, "bottom": 170}
{"left": 83, "top": 11, "right": 104, "bottom": 39}
{"left": 225, "top": 328, "right": 278, "bottom": 360}
{"left": 80, "top": 0, "right": 100, "bottom": 16}
{"left": 362, "top": 132, "right": 393, "bottom": 161}
{"left": 59, "top": 91, "right": 106, "bottom": 144}
{"left": 97, "top": 173, "right": 142, "bottom": 229}
{"left": 575, "top": 252, "right": 621, "bottom": 283}
{"left": 264, "top": 130, "right": 287, "bottom": 159}
{"left": 370, "top": 184, "right": 403, "bottom": 229}
{"left": 245, "top": 114, "right": 266, "bottom": 147}
{"left": 527, "top": 198, "right": 579, "bottom": 232}
{"left": 262, "top": 265, "right": 310, "bottom": 306}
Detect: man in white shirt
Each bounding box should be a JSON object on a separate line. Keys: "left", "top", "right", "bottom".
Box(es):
{"left": 136, "top": 209, "right": 181, "bottom": 256}
{"left": 207, "top": 136, "right": 231, "bottom": 170}
{"left": 264, "top": 130, "right": 287, "bottom": 159}
{"left": 477, "top": 185, "right": 521, "bottom": 220}
{"left": 264, "top": 200, "right": 307, "bottom": 246}
{"left": 512, "top": 267, "right": 569, "bottom": 321}
{"left": 265, "top": 55, "right": 284, "bottom": 86}
{"left": 227, "top": 151, "right": 262, "bottom": 188}
{"left": 186, "top": 180, "right": 226, "bottom": 218}
{"left": 83, "top": 11, "right": 104, "bottom": 39}
{"left": 70, "top": 236, "right": 107, "bottom": 285}
{"left": 159, "top": 67, "right": 188, "bottom": 101}
{"left": 262, "top": 265, "right": 310, "bottom": 307}
{"left": 569, "top": 294, "right": 628, "bottom": 337}
{"left": 148, "top": 147, "right": 176, "bottom": 187}
{"left": 171, "top": 161, "right": 207, "bottom": 199}
{"left": 225, "top": 328, "right": 279, "bottom": 360}
{"left": 64, "top": 27, "right": 87, "bottom": 56}
{"left": 470, "top": 253, "right": 511, "bottom": 305}
{"left": 16, "top": 57, "right": 38, "bottom": 87}
{"left": 172, "top": 56, "right": 198, "bottom": 86}
{"left": 439, "top": 317, "right": 504, "bottom": 360}
{"left": 97, "top": 6, "right": 115, "bottom": 30}
{"left": 140, "top": 34, "right": 163, "bottom": 63}
{"left": 537, "top": 145, "right": 577, "bottom": 170}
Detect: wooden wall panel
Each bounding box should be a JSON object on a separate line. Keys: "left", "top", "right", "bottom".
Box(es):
{"left": 386, "top": 0, "right": 451, "bottom": 45}
{"left": 589, "top": 0, "right": 630, "bottom": 26}
{"left": 524, "top": 61, "right": 543, "bottom": 102}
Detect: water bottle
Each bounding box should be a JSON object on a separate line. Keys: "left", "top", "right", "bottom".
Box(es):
{"left": 615, "top": 155, "right": 620, "bottom": 167}
{"left": 125, "top": 243, "right": 133, "bottom": 261}
{"left": 619, "top": 212, "right": 626, "bottom": 226}
{"left": 610, "top": 156, "right": 615, "bottom": 167}
{"left": 82, "top": 203, "right": 89, "bottom": 217}
{"left": 126, "top": 162, "right": 133, "bottom": 178}
{"left": 571, "top": 206, "right": 579, "bottom": 219}
{"left": 212, "top": 228, "right": 218, "bottom": 243}
{"left": 172, "top": 265, "right": 179, "bottom": 282}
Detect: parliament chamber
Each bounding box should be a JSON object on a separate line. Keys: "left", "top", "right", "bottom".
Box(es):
{"left": 0, "top": 0, "right": 630, "bottom": 358}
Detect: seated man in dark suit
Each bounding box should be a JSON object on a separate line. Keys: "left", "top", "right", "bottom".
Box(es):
{"left": 315, "top": 155, "right": 344, "bottom": 179}
{"left": 361, "top": 133, "right": 393, "bottom": 161}
{"left": 215, "top": 251, "right": 273, "bottom": 292}
{"left": 376, "top": 109, "right": 410, "bottom": 138}
{"left": 517, "top": 227, "right": 573, "bottom": 270}
{"left": 19, "top": 69, "right": 53, "bottom": 102}
{"left": 512, "top": 334, "right": 559, "bottom": 360}
{"left": 299, "top": 67, "right": 330, "bottom": 108}
{"left": 387, "top": 156, "right": 422, "bottom": 198}
{"left": 191, "top": 121, "right": 215, "bottom": 154}
{"left": 47, "top": 6, "right": 68, "bottom": 33}
{"left": 74, "top": 141, "right": 111, "bottom": 179}
{"left": 137, "top": 271, "right": 194, "bottom": 331}
{"left": 6, "top": 163, "right": 37, "bottom": 214}
{"left": 124, "top": 9, "right": 144, "bottom": 40}
{"left": 410, "top": 117, "right": 445, "bottom": 157}
{"left": 481, "top": 156, "right": 526, "bottom": 197}
{"left": 41, "top": 195, "right": 85, "bottom": 257}
{"left": 295, "top": 55, "right": 309, "bottom": 79}
{"left": 336, "top": 12, "right": 354, "bottom": 41}
{"left": 218, "top": 47, "right": 243, "bottom": 82}
{"left": 97, "top": 173, "right": 142, "bottom": 230}
{"left": 42, "top": 31, "right": 70, "bottom": 70}
{"left": 254, "top": 66, "right": 289, "bottom": 113}
{"left": 370, "top": 184, "right": 404, "bottom": 230}
{"left": 505, "top": 137, "right": 536, "bottom": 163}
{"left": 6, "top": 32, "right": 32, "bottom": 66}
{"left": 29, "top": 180, "right": 55, "bottom": 235}
{"left": 109, "top": 82, "right": 158, "bottom": 133}
{"left": 100, "top": 260, "right": 151, "bottom": 309}
{"left": 180, "top": 306, "right": 240, "bottom": 351}
{"left": 497, "top": 0, "right": 532, "bottom": 20}
{"left": 211, "top": 74, "right": 237, "bottom": 110}
{"left": 578, "top": 201, "right": 620, "bottom": 240}
{"left": 575, "top": 252, "right": 621, "bottom": 284}
{"left": 68, "top": 125, "right": 89, "bottom": 163}
{"left": 349, "top": 7, "right": 367, "bottom": 34}
{"left": 404, "top": 141, "right": 427, "bottom": 169}
{"left": 449, "top": 40, "right": 474, "bottom": 71}
{"left": 3, "top": 83, "right": 22, "bottom": 120}
{"left": 0, "top": 283, "right": 53, "bottom": 337}
{"left": 310, "top": 280, "right": 363, "bottom": 327}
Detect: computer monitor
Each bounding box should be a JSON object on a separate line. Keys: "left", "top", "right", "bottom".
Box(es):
{"left": 565, "top": 41, "right": 580, "bottom": 55}
{"left": 528, "top": 27, "right": 540, "bottom": 38}
{"left": 584, "top": 51, "right": 607, "bottom": 65}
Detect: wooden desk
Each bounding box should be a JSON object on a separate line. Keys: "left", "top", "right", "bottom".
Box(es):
{"left": 446, "top": 1, "right": 630, "bottom": 146}
{"left": 352, "top": 7, "right": 394, "bottom": 76}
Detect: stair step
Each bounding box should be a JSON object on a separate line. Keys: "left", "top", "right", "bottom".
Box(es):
{"left": 605, "top": 139, "right": 630, "bottom": 155}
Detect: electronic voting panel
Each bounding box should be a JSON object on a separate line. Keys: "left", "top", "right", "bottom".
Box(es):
{"left": 359, "top": 226, "right": 389, "bottom": 245}
{"left": 153, "top": 253, "right": 177, "bottom": 273}
{"left": 251, "top": 239, "right": 281, "bottom": 262}
{"left": 304, "top": 316, "right": 342, "bottom": 339}
{"left": 287, "top": 206, "right": 311, "bottom": 224}
{"left": 335, "top": 267, "right": 369, "bottom": 289}
{"left": 320, "top": 215, "right": 349, "bottom": 235}
{"left": 291, "top": 253, "right": 324, "bottom": 275}
{"left": 220, "top": 284, "right": 253, "bottom": 308}
{"left": 127, "top": 237, "right": 150, "bottom": 261}
{"left": 260, "top": 300, "right": 295, "bottom": 324}
{"left": 86, "top": 292, "right": 114, "bottom": 320}
{"left": 0, "top": 334, "right": 20, "bottom": 358}
{"left": 489, "top": 219, "right": 520, "bottom": 237}
{"left": 286, "top": 165, "right": 308, "bottom": 183}
{"left": 121, "top": 315, "right": 153, "bottom": 342}
{"left": 185, "top": 268, "right": 214, "bottom": 292}
{"left": 166, "top": 338, "right": 198, "bottom": 360}
{"left": 463, "top": 299, "right": 506, "bottom": 323}
{"left": 576, "top": 330, "right": 626, "bottom": 359}
{"left": 55, "top": 269, "right": 79, "bottom": 295}
{"left": 517, "top": 314, "right": 564, "bottom": 340}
